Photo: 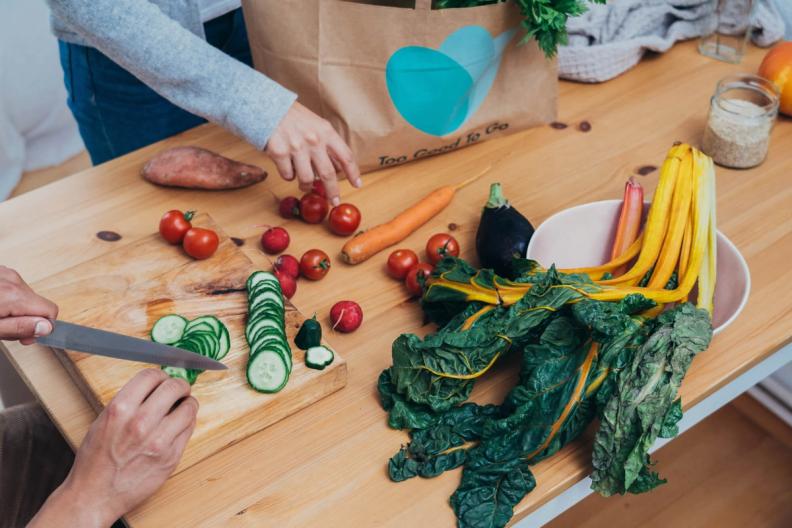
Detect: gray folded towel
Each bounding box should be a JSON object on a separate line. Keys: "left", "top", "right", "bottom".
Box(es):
{"left": 558, "top": 0, "right": 786, "bottom": 83}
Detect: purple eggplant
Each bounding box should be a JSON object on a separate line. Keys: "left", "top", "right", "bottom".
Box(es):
{"left": 475, "top": 183, "right": 535, "bottom": 278}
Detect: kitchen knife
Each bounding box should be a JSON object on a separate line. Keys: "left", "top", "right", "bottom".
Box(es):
{"left": 37, "top": 320, "right": 227, "bottom": 371}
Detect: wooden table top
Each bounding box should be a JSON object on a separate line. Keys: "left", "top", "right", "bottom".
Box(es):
{"left": 2, "top": 41, "right": 791, "bottom": 527}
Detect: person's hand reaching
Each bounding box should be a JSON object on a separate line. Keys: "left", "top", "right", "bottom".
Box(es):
{"left": 0, "top": 265, "right": 58, "bottom": 345}
{"left": 30, "top": 369, "right": 199, "bottom": 528}
{"left": 266, "top": 102, "right": 362, "bottom": 206}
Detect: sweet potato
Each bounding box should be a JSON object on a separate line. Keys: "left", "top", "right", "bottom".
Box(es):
{"left": 141, "top": 146, "right": 267, "bottom": 190}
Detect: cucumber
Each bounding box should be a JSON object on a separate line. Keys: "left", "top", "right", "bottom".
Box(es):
{"left": 217, "top": 325, "right": 230, "bottom": 360}
{"left": 185, "top": 316, "right": 221, "bottom": 335}
{"left": 250, "top": 290, "right": 284, "bottom": 312}
{"left": 152, "top": 314, "right": 230, "bottom": 384}
{"left": 305, "top": 345, "right": 334, "bottom": 370}
{"left": 161, "top": 366, "right": 198, "bottom": 385}
{"left": 151, "top": 315, "right": 188, "bottom": 345}
{"left": 247, "top": 271, "right": 279, "bottom": 292}
{"left": 246, "top": 350, "right": 289, "bottom": 393}
{"left": 246, "top": 317, "right": 284, "bottom": 343}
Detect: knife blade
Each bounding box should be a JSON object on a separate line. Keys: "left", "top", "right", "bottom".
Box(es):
{"left": 37, "top": 320, "right": 227, "bottom": 371}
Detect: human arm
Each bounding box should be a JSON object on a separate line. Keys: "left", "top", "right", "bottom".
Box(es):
{"left": 28, "top": 369, "right": 198, "bottom": 528}
{"left": 48, "top": 0, "right": 361, "bottom": 204}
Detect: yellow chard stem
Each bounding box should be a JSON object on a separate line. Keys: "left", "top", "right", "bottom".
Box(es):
{"left": 646, "top": 148, "right": 695, "bottom": 288}
{"left": 696, "top": 156, "right": 718, "bottom": 316}
{"left": 598, "top": 143, "right": 689, "bottom": 286}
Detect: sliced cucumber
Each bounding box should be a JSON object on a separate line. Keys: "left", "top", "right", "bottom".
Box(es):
{"left": 151, "top": 315, "right": 188, "bottom": 345}
{"left": 161, "top": 366, "right": 198, "bottom": 385}
{"left": 250, "top": 290, "right": 284, "bottom": 312}
{"left": 217, "top": 325, "right": 231, "bottom": 360}
{"left": 247, "top": 271, "right": 279, "bottom": 292}
{"left": 305, "top": 345, "right": 334, "bottom": 370}
{"left": 246, "top": 350, "right": 289, "bottom": 393}
{"left": 246, "top": 317, "right": 284, "bottom": 342}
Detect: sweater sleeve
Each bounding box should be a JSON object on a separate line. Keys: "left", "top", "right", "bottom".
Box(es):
{"left": 47, "top": 0, "right": 296, "bottom": 150}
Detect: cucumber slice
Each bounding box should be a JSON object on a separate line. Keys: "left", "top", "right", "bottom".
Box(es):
{"left": 247, "top": 271, "right": 279, "bottom": 292}
{"left": 246, "top": 350, "right": 289, "bottom": 393}
{"left": 217, "top": 325, "right": 231, "bottom": 360}
{"left": 250, "top": 290, "right": 284, "bottom": 312}
{"left": 161, "top": 366, "right": 198, "bottom": 385}
{"left": 151, "top": 315, "right": 188, "bottom": 345}
{"left": 246, "top": 317, "right": 284, "bottom": 342}
{"left": 183, "top": 321, "right": 215, "bottom": 336}
{"left": 186, "top": 316, "right": 221, "bottom": 335}
{"left": 305, "top": 346, "right": 334, "bottom": 370}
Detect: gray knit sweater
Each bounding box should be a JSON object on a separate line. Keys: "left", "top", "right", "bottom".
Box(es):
{"left": 47, "top": 0, "right": 296, "bottom": 150}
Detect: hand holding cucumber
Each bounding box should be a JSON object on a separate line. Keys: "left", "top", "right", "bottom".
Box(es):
{"left": 30, "top": 369, "right": 198, "bottom": 528}
{"left": 0, "top": 266, "right": 58, "bottom": 344}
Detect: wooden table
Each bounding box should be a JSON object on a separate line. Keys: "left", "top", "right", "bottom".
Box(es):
{"left": 2, "top": 41, "right": 791, "bottom": 527}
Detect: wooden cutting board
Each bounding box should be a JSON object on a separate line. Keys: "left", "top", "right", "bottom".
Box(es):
{"left": 32, "top": 214, "right": 347, "bottom": 473}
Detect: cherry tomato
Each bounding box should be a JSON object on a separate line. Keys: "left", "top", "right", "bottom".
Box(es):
{"left": 159, "top": 210, "right": 194, "bottom": 245}
{"left": 260, "top": 227, "right": 290, "bottom": 254}
{"left": 328, "top": 203, "right": 361, "bottom": 236}
{"left": 300, "top": 249, "right": 331, "bottom": 281}
{"left": 311, "top": 180, "right": 327, "bottom": 198}
{"left": 279, "top": 196, "right": 300, "bottom": 219}
{"left": 183, "top": 228, "right": 219, "bottom": 260}
{"left": 387, "top": 249, "right": 419, "bottom": 280}
{"left": 299, "top": 193, "right": 329, "bottom": 224}
{"left": 274, "top": 254, "right": 300, "bottom": 279}
{"left": 405, "top": 263, "right": 434, "bottom": 297}
{"left": 274, "top": 270, "right": 297, "bottom": 299}
{"left": 426, "top": 233, "right": 460, "bottom": 265}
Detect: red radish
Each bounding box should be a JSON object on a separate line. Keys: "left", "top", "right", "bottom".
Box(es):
{"left": 274, "top": 254, "right": 299, "bottom": 279}
{"left": 274, "top": 270, "right": 297, "bottom": 299}
{"left": 330, "top": 301, "right": 363, "bottom": 333}
{"left": 279, "top": 196, "right": 300, "bottom": 219}
{"left": 299, "top": 193, "right": 329, "bottom": 224}
{"left": 311, "top": 180, "right": 328, "bottom": 198}
{"left": 261, "top": 227, "right": 290, "bottom": 254}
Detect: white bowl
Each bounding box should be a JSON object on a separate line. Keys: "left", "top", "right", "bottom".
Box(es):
{"left": 525, "top": 200, "right": 750, "bottom": 335}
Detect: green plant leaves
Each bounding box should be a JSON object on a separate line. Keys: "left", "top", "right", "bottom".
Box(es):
{"left": 378, "top": 258, "right": 712, "bottom": 527}
{"left": 590, "top": 304, "right": 712, "bottom": 496}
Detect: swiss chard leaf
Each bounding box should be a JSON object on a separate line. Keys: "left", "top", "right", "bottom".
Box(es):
{"left": 450, "top": 456, "right": 536, "bottom": 528}
{"left": 590, "top": 304, "right": 712, "bottom": 496}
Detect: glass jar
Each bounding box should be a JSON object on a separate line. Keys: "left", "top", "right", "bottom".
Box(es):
{"left": 701, "top": 74, "right": 779, "bottom": 169}
{"left": 698, "top": 0, "right": 754, "bottom": 64}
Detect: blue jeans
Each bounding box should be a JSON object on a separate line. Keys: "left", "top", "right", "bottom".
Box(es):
{"left": 58, "top": 9, "right": 252, "bottom": 165}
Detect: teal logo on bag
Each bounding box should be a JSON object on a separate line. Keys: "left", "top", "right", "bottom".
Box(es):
{"left": 386, "top": 25, "right": 516, "bottom": 137}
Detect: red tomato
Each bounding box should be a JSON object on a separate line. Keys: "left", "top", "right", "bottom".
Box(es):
{"left": 405, "top": 263, "right": 434, "bottom": 297}
{"left": 328, "top": 203, "right": 361, "bottom": 236}
{"left": 279, "top": 196, "right": 300, "bottom": 219}
{"left": 260, "top": 227, "right": 290, "bottom": 254}
{"left": 159, "top": 210, "right": 194, "bottom": 245}
{"left": 300, "top": 249, "right": 331, "bottom": 280}
{"left": 274, "top": 254, "right": 300, "bottom": 279}
{"left": 387, "top": 249, "right": 419, "bottom": 280}
{"left": 426, "top": 233, "right": 460, "bottom": 265}
{"left": 274, "top": 270, "right": 297, "bottom": 299}
{"left": 183, "top": 228, "right": 219, "bottom": 260}
{"left": 299, "top": 193, "right": 329, "bottom": 224}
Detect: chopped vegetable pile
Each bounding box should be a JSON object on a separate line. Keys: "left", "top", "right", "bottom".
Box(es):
{"left": 378, "top": 143, "right": 718, "bottom": 528}
{"left": 151, "top": 314, "right": 230, "bottom": 385}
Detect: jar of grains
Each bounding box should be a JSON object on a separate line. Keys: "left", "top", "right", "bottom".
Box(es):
{"left": 702, "top": 74, "right": 779, "bottom": 169}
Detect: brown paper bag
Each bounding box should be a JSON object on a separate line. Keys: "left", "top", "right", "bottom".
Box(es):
{"left": 241, "top": 0, "right": 557, "bottom": 172}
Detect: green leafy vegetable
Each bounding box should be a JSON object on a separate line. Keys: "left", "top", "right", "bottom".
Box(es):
{"left": 435, "top": 0, "right": 607, "bottom": 57}
{"left": 379, "top": 257, "right": 713, "bottom": 528}
{"left": 590, "top": 304, "right": 712, "bottom": 496}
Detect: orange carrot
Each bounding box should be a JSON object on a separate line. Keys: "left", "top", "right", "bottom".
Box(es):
{"left": 610, "top": 177, "right": 644, "bottom": 276}
{"left": 341, "top": 168, "right": 489, "bottom": 265}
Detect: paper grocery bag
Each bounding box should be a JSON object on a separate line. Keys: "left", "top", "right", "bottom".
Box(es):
{"left": 241, "top": 0, "right": 557, "bottom": 172}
